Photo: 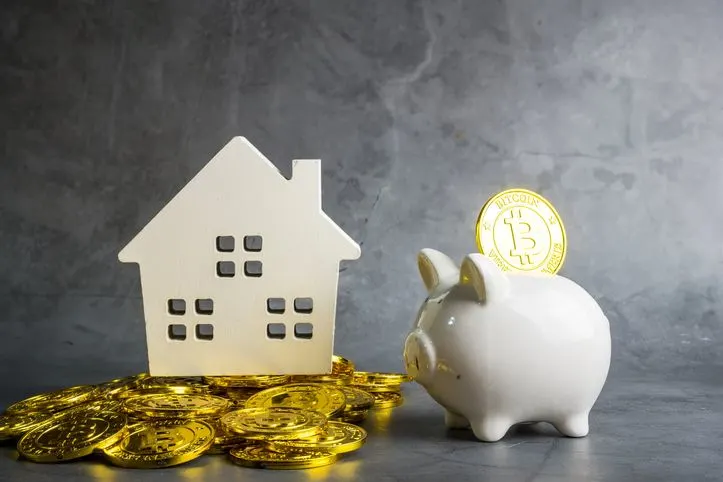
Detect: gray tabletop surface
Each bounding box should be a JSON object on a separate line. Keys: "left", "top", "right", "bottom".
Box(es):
{"left": 1, "top": 367, "right": 722, "bottom": 481}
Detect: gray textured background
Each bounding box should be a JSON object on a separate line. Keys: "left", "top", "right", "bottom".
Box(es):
{"left": 2, "top": 1, "right": 723, "bottom": 480}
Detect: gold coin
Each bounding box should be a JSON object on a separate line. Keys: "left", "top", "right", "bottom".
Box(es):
{"left": 339, "top": 386, "right": 375, "bottom": 411}
{"left": 229, "top": 444, "right": 337, "bottom": 470}
{"left": 220, "top": 407, "right": 326, "bottom": 441}
{"left": 203, "top": 375, "right": 290, "bottom": 389}
{"left": 0, "top": 412, "right": 52, "bottom": 441}
{"left": 139, "top": 376, "right": 208, "bottom": 390}
{"left": 341, "top": 410, "right": 368, "bottom": 424}
{"left": 58, "top": 398, "right": 125, "bottom": 415}
{"left": 102, "top": 419, "right": 214, "bottom": 468}
{"left": 97, "top": 374, "right": 149, "bottom": 398}
{"left": 245, "top": 383, "right": 346, "bottom": 418}
{"left": 116, "top": 386, "right": 207, "bottom": 400}
{"left": 352, "top": 371, "right": 412, "bottom": 385}
{"left": 350, "top": 371, "right": 409, "bottom": 393}
{"left": 122, "top": 393, "right": 230, "bottom": 419}
{"left": 332, "top": 355, "right": 355, "bottom": 377}
{"left": 350, "top": 383, "right": 399, "bottom": 393}
{"left": 475, "top": 188, "right": 566, "bottom": 274}
{"left": 81, "top": 399, "right": 125, "bottom": 411}
{"left": 6, "top": 385, "right": 98, "bottom": 415}
{"left": 270, "top": 421, "right": 366, "bottom": 454}
{"left": 289, "top": 374, "right": 352, "bottom": 385}
{"left": 222, "top": 388, "right": 260, "bottom": 404}
{"left": 17, "top": 410, "right": 127, "bottom": 462}
{"left": 206, "top": 423, "right": 258, "bottom": 455}
{"left": 371, "top": 392, "right": 403, "bottom": 409}
{"left": 206, "top": 437, "right": 258, "bottom": 455}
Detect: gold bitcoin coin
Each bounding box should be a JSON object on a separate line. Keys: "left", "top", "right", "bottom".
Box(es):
{"left": 102, "top": 419, "right": 214, "bottom": 468}
{"left": 206, "top": 436, "right": 258, "bottom": 455}
{"left": 270, "top": 421, "right": 367, "bottom": 454}
{"left": 371, "top": 392, "right": 403, "bottom": 409}
{"left": 6, "top": 385, "right": 98, "bottom": 415}
{"left": 332, "top": 355, "right": 355, "bottom": 377}
{"left": 58, "top": 398, "right": 125, "bottom": 415}
{"left": 290, "top": 374, "right": 352, "bottom": 385}
{"left": 220, "top": 407, "right": 326, "bottom": 441}
{"left": 475, "top": 188, "right": 566, "bottom": 274}
{"left": 223, "top": 387, "right": 259, "bottom": 401}
{"left": 139, "top": 376, "right": 208, "bottom": 390}
{"left": 342, "top": 410, "right": 368, "bottom": 424}
{"left": 116, "top": 386, "right": 207, "bottom": 400}
{"left": 0, "top": 412, "right": 52, "bottom": 441}
{"left": 352, "top": 372, "right": 411, "bottom": 386}
{"left": 229, "top": 444, "right": 337, "bottom": 470}
{"left": 96, "top": 374, "right": 149, "bottom": 398}
{"left": 206, "top": 422, "right": 259, "bottom": 455}
{"left": 245, "top": 383, "right": 346, "bottom": 418}
{"left": 339, "top": 386, "right": 375, "bottom": 411}
{"left": 351, "top": 372, "right": 409, "bottom": 394}
{"left": 122, "top": 393, "right": 230, "bottom": 419}
{"left": 84, "top": 399, "right": 125, "bottom": 412}
{"left": 17, "top": 410, "right": 127, "bottom": 462}
{"left": 203, "top": 375, "right": 290, "bottom": 389}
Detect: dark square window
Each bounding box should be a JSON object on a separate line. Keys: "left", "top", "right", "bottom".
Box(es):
{"left": 217, "top": 261, "right": 235, "bottom": 277}
{"left": 168, "top": 324, "right": 187, "bottom": 341}
{"left": 294, "top": 297, "right": 313, "bottom": 313}
{"left": 195, "top": 299, "right": 213, "bottom": 315}
{"left": 216, "top": 236, "right": 235, "bottom": 252}
{"left": 294, "top": 323, "right": 313, "bottom": 339}
{"left": 267, "top": 323, "right": 286, "bottom": 339}
{"left": 195, "top": 324, "right": 214, "bottom": 341}
{"left": 168, "top": 299, "right": 186, "bottom": 315}
{"left": 267, "top": 298, "right": 285, "bottom": 314}
{"left": 244, "top": 261, "right": 262, "bottom": 277}
{"left": 244, "top": 235, "right": 262, "bottom": 252}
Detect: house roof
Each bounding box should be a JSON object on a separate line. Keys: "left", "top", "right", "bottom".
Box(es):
{"left": 118, "top": 137, "right": 361, "bottom": 264}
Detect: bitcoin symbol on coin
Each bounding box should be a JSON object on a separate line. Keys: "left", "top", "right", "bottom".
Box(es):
{"left": 137, "top": 428, "right": 182, "bottom": 452}
{"left": 475, "top": 189, "right": 566, "bottom": 274}
{"left": 503, "top": 208, "right": 541, "bottom": 266}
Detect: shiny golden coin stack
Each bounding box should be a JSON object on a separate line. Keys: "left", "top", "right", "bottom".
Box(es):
{"left": 475, "top": 188, "right": 567, "bottom": 274}
{"left": 0, "top": 355, "right": 411, "bottom": 470}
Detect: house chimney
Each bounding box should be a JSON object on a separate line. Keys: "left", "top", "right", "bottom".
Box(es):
{"left": 292, "top": 159, "right": 321, "bottom": 209}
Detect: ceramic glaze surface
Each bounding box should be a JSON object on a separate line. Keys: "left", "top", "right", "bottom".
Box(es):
{"left": 404, "top": 249, "right": 611, "bottom": 442}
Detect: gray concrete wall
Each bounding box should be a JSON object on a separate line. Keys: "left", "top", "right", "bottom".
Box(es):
{"left": 2, "top": 0, "right": 722, "bottom": 390}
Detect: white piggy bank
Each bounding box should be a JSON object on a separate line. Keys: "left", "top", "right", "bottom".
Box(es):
{"left": 404, "top": 249, "right": 611, "bottom": 442}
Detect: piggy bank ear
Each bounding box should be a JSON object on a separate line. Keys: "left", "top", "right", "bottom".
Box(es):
{"left": 417, "top": 248, "right": 459, "bottom": 297}
{"left": 459, "top": 253, "right": 510, "bottom": 303}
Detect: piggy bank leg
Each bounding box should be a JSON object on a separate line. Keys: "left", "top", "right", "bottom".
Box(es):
{"left": 470, "top": 417, "right": 511, "bottom": 442}
{"left": 553, "top": 412, "right": 589, "bottom": 438}
{"left": 444, "top": 410, "right": 469, "bottom": 429}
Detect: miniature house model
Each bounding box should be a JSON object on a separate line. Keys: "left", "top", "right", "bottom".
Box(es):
{"left": 118, "top": 137, "right": 361, "bottom": 376}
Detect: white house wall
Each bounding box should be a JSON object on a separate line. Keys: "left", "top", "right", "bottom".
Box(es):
{"left": 120, "top": 138, "right": 357, "bottom": 375}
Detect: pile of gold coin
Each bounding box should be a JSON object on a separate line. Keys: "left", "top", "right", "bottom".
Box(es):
{"left": 0, "top": 355, "right": 411, "bottom": 470}
{"left": 475, "top": 188, "right": 567, "bottom": 275}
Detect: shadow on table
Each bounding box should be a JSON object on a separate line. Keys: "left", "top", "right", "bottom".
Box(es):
{"left": 366, "top": 408, "right": 566, "bottom": 443}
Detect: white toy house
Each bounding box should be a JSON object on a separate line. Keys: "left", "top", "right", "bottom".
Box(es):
{"left": 118, "top": 137, "right": 361, "bottom": 376}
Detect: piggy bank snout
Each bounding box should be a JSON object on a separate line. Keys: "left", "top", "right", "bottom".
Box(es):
{"left": 404, "top": 329, "right": 436, "bottom": 384}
